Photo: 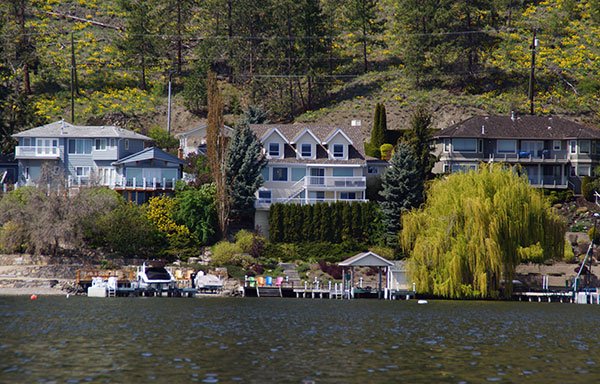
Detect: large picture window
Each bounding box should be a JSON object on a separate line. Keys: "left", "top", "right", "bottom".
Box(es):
{"left": 496, "top": 139, "right": 517, "bottom": 154}
{"left": 580, "top": 140, "right": 591, "bottom": 154}
{"left": 452, "top": 139, "right": 477, "bottom": 152}
{"left": 68, "top": 139, "right": 93, "bottom": 154}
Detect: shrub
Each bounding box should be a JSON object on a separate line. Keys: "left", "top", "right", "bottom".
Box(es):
{"left": 582, "top": 176, "right": 594, "bottom": 201}
{"left": 211, "top": 241, "right": 255, "bottom": 267}
{"left": 380, "top": 143, "right": 393, "bottom": 160}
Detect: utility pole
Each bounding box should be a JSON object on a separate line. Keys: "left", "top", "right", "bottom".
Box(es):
{"left": 528, "top": 29, "right": 538, "bottom": 116}
{"left": 70, "top": 32, "right": 76, "bottom": 124}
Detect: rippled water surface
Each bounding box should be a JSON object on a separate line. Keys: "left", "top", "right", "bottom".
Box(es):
{"left": 1, "top": 296, "right": 600, "bottom": 383}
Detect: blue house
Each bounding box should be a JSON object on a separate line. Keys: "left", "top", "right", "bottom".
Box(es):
{"left": 12, "top": 120, "right": 183, "bottom": 202}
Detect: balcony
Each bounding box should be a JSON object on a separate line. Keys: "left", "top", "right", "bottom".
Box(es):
{"left": 15, "top": 146, "right": 60, "bottom": 159}
{"left": 488, "top": 151, "right": 568, "bottom": 164}
{"left": 111, "top": 176, "right": 177, "bottom": 191}
{"left": 306, "top": 176, "right": 366, "bottom": 189}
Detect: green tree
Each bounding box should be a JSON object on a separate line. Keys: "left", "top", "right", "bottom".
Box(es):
{"left": 175, "top": 184, "right": 218, "bottom": 245}
{"left": 225, "top": 122, "right": 267, "bottom": 220}
{"left": 342, "top": 0, "right": 384, "bottom": 73}
{"left": 403, "top": 105, "right": 436, "bottom": 180}
{"left": 147, "top": 126, "right": 178, "bottom": 151}
{"left": 401, "top": 164, "right": 566, "bottom": 299}
{"left": 379, "top": 142, "right": 424, "bottom": 246}
{"left": 117, "top": 0, "right": 164, "bottom": 90}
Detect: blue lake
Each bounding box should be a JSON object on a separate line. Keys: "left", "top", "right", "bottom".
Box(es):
{"left": 1, "top": 296, "right": 600, "bottom": 383}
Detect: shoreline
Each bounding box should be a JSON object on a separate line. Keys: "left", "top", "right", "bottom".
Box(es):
{"left": 0, "top": 287, "right": 68, "bottom": 296}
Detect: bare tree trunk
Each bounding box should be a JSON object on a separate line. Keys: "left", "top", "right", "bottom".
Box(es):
{"left": 176, "top": 0, "right": 182, "bottom": 72}
{"left": 207, "top": 71, "right": 229, "bottom": 238}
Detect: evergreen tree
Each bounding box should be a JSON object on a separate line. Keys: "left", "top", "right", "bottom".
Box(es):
{"left": 371, "top": 103, "right": 383, "bottom": 147}
{"left": 342, "top": 0, "right": 384, "bottom": 73}
{"left": 379, "top": 142, "right": 424, "bottom": 246}
{"left": 117, "top": 0, "right": 164, "bottom": 90}
{"left": 378, "top": 103, "right": 387, "bottom": 141}
{"left": 225, "top": 122, "right": 267, "bottom": 221}
{"left": 403, "top": 105, "right": 436, "bottom": 180}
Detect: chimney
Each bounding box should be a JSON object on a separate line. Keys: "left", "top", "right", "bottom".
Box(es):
{"left": 510, "top": 111, "right": 516, "bottom": 121}
{"left": 351, "top": 119, "right": 361, "bottom": 127}
{"left": 481, "top": 125, "right": 485, "bottom": 135}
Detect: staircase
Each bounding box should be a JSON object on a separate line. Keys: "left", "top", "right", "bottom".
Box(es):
{"left": 280, "top": 263, "right": 302, "bottom": 287}
{"left": 256, "top": 286, "right": 282, "bottom": 297}
{"left": 284, "top": 177, "right": 307, "bottom": 203}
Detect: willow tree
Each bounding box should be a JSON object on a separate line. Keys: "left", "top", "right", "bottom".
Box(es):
{"left": 401, "top": 164, "right": 565, "bottom": 299}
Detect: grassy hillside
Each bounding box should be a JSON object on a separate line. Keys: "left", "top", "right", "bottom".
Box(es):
{"left": 1, "top": 0, "right": 599, "bottom": 143}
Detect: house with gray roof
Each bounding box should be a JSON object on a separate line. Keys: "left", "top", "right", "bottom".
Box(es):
{"left": 12, "top": 120, "right": 183, "bottom": 202}
{"left": 249, "top": 123, "right": 383, "bottom": 231}
{"left": 175, "top": 122, "right": 234, "bottom": 157}
{"left": 433, "top": 114, "right": 600, "bottom": 192}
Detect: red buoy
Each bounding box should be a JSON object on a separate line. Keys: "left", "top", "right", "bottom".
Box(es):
{"left": 30, "top": 294, "right": 38, "bottom": 300}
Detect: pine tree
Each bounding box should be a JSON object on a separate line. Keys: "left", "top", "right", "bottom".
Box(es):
{"left": 117, "top": 0, "right": 164, "bottom": 90}
{"left": 342, "top": 0, "right": 384, "bottom": 73}
{"left": 403, "top": 105, "right": 435, "bottom": 180}
{"left": 225, "top": 122, "right": 267, "bottom": 221}
{"left": 379, "top": 142, "right": 424, "bottom": 246}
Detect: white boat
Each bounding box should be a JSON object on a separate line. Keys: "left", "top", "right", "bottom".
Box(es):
{"left": 135, "top": 262, "right": 176, "bottom": 290}
{"left": 194, "top": 271, "right": 224, "bottom": 291}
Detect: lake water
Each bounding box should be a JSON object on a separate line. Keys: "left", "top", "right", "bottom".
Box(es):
{"left": 1, "top": 296, "right": 600, "bottom": 383}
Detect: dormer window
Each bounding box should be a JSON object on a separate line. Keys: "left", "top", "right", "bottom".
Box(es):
{"left": 301, "top": 143, "right": 312, "bottom": 158}
{"left": 333, "top": 144, "right": 344, "bottom": 158}
{"left": 268, "top": 142, "right": 280, "bottom": 157}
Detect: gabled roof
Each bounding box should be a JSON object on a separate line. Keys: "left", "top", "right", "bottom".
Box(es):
{"left": 174, "top": 123, "right": 233, "bottom": 138}
{"left": 13, "top": 120, "right": 152, "bottom": 140}
{"left": 112, "top": 147, "right": 184, "bottom": 165}
{"left": 291, "top": 128, "right": 320, "bottom": 144}
{"left": 323, "top": 128, "right": 353, "bottom": 145}
{"left": 338, "top": 251, "right": 394, "bottom": 267}
{"left": 260, "top": 127, "right": 290, "bottom": 144}
{"left": 435, "top": 115, "right": 600, "bottom": 140}
{"left": 249, "top": 124, "right": 369, "bottom": 164}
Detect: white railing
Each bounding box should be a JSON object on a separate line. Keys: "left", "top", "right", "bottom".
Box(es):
{"left": 112, "top": 176, "right": 177, "bottom": 190}
{"left": 488, "top": 152, "right": 568, "bottom": 163}
{"left": 306, "top": 176, "right": 366, "bottom": 188}
{"left": 15, "top": 146, "right": 60, "bottom": 158}
{"left": 256, "top": 197, "right": 368, "bottom": 208}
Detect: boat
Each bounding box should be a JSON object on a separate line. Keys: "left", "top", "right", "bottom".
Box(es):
{"left": 194, "top": 271, "right": 224, "bottom": 292}
{"left": 134, "top": 261, "right": 177, "bottom": 291}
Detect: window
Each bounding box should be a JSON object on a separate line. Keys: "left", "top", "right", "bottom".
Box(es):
{"left": 553, "top": 140, "right": 562, "bottom": 151}
{"left": 36, "top": 138, "right": 59, "bottom": 155}
{"left": 570, "top": 140, "right": 577, "bottom": 154}
{"left": 333, "top": 144, "right": 344, "bottom": 158}
{"left": 109, "top": 138, "right": 117, "bottom": 148}
{"left": 577, "top": 165, "right": 591, "bottom": 177}
{"left": 443, "top": 139, "right": 451, "bottom": 152}
{"left": 258, "top": 190, "right": 272, "bottom": 203}
{"left": 309, "top": 191, "right": 325, "bottom": 201}
{"left": 22, "top": 138, "right": 31, "bottom": 147}
{"left": 68, "top": 139, "right": 92, "bottom": 154}
{"left": 580, "top": 140, "right": 591, "bottom": 154}
{"left": 340, "top": 192, "right": 356, "bottom": 200}
{"left": 478, "top": 139, "right": 483, "bottom": 153}
{"left": 268, "top": 142, "right": 280, "bottom": 157}
{"left": 272, "top": 167, "right": 288, "bottom": 181}
{"left": 261, "top": 167, "right": 270, "bottom": 182}
{"left": 497, "top": 140, "right": 516, "bottom": 154}
{"left": 301, "top": 143, "right": 312, "bottom": 157}
{"left": 333, "top": 168, "right": 353, "bottom": 177}
{"left": 291, "top": 167, "right": 305, "bottom": 181}
{"left": 95, "top": 138, "right": 107, "bottom": 150}
{"left": 75, "top": 166, "right": 91, "bottom": 177}
{"left": 124, "top": 139, "right": 129, "bottom": 150}
{"left": 367, "top": 166, "right": 378, "bottom": 174}
{"left": 451, "top": 138, "right": 477, "bottom": 152}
